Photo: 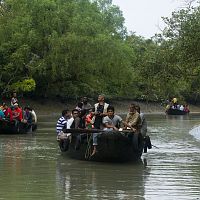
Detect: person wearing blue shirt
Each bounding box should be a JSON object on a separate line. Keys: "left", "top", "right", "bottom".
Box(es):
{"left": 0, "top": 109, "right": 5, "bottom": 119}
{"left": 56, "top": 109, "right": 71, "bottom": 135}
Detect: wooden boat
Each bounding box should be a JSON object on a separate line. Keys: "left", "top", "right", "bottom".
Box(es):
{"left": 0, "top": 119, "right": 37, "bottom": 134}
{"left": 166, "top": 108, "right": 189, "bottom": 115}
{"left": 58, "top": 129, "right": 145, "bottom": 162}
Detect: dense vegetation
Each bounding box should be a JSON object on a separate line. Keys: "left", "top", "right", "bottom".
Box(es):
{"left": 0, "top": 0, "right": 200, "bottom": 103}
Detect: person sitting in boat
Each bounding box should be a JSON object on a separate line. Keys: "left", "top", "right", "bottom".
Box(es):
{"left": 67, "top": 109, "right": 81, "bottom": 129}
{"left": 11, "top": 91, "right": 18, "bottom": 107}
{"left": 135, "top": 104, "right": 151, "bottom": 153}
{"left": 29, "top": 107, "right": 37, "bottom": 124}
{"left": 81, "top": 97, "right": 92, "bottom": 114}
{"left": 92, "top": 94, "right": 109, "bottom": 129}
{"left": 0, "top": 103, "right": 4, "bottom": 111}
{"left": 12, "top": 103, "right": 23, "bottom": 122}
{"left": 179, "top": 105, "right": 184, "bottom": 111}
{"left": 79, "top": 109, "right": 87, "bottom": 129}
{"left": 28, "top": 107, "right": 37, "bottom": 131}
{"left": 165, "top": 101, "right": 173, "bottom": 112}
{"left": 171, "top": 97, "right": 178, "bottom": 109}
{"left": 75, "top": 102, "right": 83, "bottom": 112}
{"left": 85, "top": 108, "right": 94, "bottom": 129}
{"left": 135, "top": 105, "right": 147, "bottom": 137}
{"left": 123, "top": 103, "right": 141, "bottom": 133}
{"left": 184, "top": 104, "right": 190, "bottom": 113}
{"left": 22, "top": 106, "right": 32, "bottom": 123}
{"left": 72, "top": 109, "right": 89, "bottom": 150}
{"left": 123, "top": 103, "right": 142, "bottom": 151}
{"left": 21, "top": 106, "right": 33, "bottom": 132}
{"left": 56, "top": 109, "right": 71, "bottom": 139}
{"left": 2, "top": 103, "right": 13, "bottom": 121}
{"left": 0, "top": 106, "right": 5, "bottom": 120}
{"left": 0, "top": 102, "right": 5, "bottom": 111}
{"left": 165, "top": 103, "right": 171, "bottom": 112}
{"left": 102, "top": 106, "right": 123, "bottom": 131}
{"left": 66, "top": 109, "right": 87, "bottom": 150}
{"left": 91, "top": 106, "right": 122, "bottom": 156}
{"left": 70, "top": 108, "right": 87, "bottom": 129}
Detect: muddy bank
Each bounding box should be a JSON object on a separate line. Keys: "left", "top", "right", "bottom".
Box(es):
{"left": 18, "top": 98, "right": 200, "bottom": 115}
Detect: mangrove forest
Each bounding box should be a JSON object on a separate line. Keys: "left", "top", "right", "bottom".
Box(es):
{"left": 1, "top": 0, "right": 200, "bottom": 103}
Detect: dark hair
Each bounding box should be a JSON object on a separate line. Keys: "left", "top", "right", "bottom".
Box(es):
{"left": 135, "top": 105, "right": 140, "bottom": 113}
{"left": 24, "top": 105, "right": 32, "bottom": 111}
{"left": 72, "top": 109, "right": 79, "bottom": 114}
{"left": 80, "top": 109, "right": 86, "bottom": 117}
{"left": 82, "top": 96, "right": 88, "bottom": 101}
{"left": 107, "top": 105, "right": 114, "bottom": 112}
{"left": 77, "top": 102, "right": 83, "bottom": 108}
{"left": 130, "top": 103, "right": 137, "bottom": 109}
{"left": 62, "top": 109, "right": 69, "bottom": 116}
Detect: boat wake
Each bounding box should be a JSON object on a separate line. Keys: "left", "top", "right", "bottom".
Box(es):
{"left": 189, "top": 125, "right": 200, "bottom": 140}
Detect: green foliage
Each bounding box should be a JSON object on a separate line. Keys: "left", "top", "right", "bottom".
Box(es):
{"left": 1, "top": 0, "right": 200, "bottom": 103}
{"left": 0, "top": 0, "right": 133, "bottom": 98}
{"left": 10, "top": 78, "right": 36, "bottom": 92}
{"left": 159, "top": 3, "right": 200, "bottom": 101}
{"left": 125, "top": 2, "right": 200, "bottom": 103}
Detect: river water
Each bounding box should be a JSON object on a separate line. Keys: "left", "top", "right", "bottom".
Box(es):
{"left": 0, "top": 113, "right": 200, "bottom": 200}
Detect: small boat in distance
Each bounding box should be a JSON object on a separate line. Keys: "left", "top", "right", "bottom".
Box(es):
{"left": 164, "top": 97, "right": 190, "bottom": 115}
{"left": 166, "top": 108, "right": 189, "bottom": 115}
{"left": 57, "top": 129, "right": 145, "bottom": 162}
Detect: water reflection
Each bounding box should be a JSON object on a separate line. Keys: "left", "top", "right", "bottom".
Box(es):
{"left": 0, "top": 134, "right": 59, "bottom": 200}
{"left": 189, "top": 125, "right": 200, "bottom": 141}
{"left": 56, "top": 157, "right": 150, "bottom": 200}
{"left": 145, "top": 113, "right": 200, "bottom": 200}
{"left": 0, "top": 113, "right": 200, "bottom": 199}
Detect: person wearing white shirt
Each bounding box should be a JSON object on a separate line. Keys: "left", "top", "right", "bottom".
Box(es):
{"left": 180, "top": 105, "right": 184, "bottom": 111}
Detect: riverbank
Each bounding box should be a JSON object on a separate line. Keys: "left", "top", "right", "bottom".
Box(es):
{"left": 19, "top": 98, "right": 200, "bottom": 115}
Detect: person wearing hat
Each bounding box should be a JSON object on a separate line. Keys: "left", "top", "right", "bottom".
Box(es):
{"left": 12, "top": 103, "right": 23, "bottom": 121}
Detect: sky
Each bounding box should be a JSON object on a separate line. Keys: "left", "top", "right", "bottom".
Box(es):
{"left": 112, "top": 0, "right": 190, "bottom": 38}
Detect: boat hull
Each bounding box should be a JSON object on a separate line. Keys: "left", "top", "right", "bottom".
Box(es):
{"left": 59, "top": 131, "right": 144, "bottom": 162}
{"left": 0, "top": 119, "right": 37, "bottom": 134}
{"left": 166, "top": 108, "right": 189, "bottom": 115}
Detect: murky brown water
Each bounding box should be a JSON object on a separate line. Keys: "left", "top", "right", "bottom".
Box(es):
{"left": 0, "top": 113, "right": 200, "bottom": 200}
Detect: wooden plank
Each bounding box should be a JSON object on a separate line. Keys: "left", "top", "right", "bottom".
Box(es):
{"left": 63, "top": 128, "right": 135, "bottom": 134}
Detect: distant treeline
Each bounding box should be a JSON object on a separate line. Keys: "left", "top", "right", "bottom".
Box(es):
{"left": 1, "top": 0, "right": 200, "bottom": 103}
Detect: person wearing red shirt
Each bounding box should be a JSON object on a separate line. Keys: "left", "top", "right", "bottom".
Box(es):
{"left": 3, "top": 103, "right": 13, "bottom": 121}
{"left": 85, "top": 108, "right": 94, "bottom": 129}
{"left": 12, "top": 103, "right": 22, "bottom": 121}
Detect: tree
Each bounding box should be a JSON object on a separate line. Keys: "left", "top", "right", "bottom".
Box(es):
{"left": 0, "top": 0, "right": 134, "bottom": 99}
